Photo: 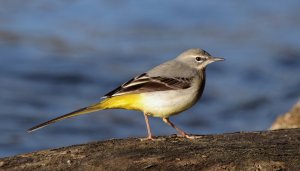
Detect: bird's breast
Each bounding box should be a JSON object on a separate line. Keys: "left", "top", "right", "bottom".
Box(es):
{"left": 140, "top": 76, "right": 204, "bottom": 118}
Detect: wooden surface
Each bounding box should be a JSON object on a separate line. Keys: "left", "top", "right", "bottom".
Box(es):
{"left": 1, "top": 128, "right": 300, "bottom": 171}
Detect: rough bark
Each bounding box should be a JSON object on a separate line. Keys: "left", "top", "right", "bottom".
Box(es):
{"left": 1, "top": 129, "right": 300, "bottom": 171}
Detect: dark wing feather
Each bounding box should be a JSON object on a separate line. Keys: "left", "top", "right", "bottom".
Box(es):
{"left": 103, "top": 73, "right": 147, "bottom": 97}
{"left": 103, "top": 73, "right": 192, "bottom": 98}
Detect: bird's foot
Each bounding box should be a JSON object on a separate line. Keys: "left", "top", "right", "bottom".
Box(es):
{"left": 139, "top": 135, "right": 155, "bottom": 141}
{"left": 139, "top": 136, "right": 165, "bottom": 141}
{"left": 178, "top": 134, "right": 202, "bottom": 139}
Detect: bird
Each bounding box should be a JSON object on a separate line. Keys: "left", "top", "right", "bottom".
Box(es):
{"left": 28, "top": 48, "right": 224, "bottom": 140}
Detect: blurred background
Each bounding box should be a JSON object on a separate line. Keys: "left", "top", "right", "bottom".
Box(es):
{"left": 1, "top": 1, "right": 300, "bottom": 157}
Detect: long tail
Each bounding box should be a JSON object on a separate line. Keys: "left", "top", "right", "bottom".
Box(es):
{"left": 27, "top": 102, "right": 105, "bottom": 133}
{"left": 28, "top": 94, "right": 142, "bottom": 133}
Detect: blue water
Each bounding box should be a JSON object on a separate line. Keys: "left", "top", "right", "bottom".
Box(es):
{"left": 1, "top": 1, "right": 300, "bottom": 157}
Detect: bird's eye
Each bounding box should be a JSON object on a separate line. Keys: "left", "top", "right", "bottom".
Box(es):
{"left": 195, "top": 57, "right": 202, "bottom": 62}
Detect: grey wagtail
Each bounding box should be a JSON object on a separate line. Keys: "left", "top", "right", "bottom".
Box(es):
{"left": 28, "top": 48, "right": 224, "bottom": 140}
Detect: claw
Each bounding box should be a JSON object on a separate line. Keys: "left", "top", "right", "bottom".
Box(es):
{"left": 178, "top": 134, "right": 202, "bottom": 139}
{"left": 139, "top": 136, "right": 166, "bottom": 141}
{"left": 139, "top": 136, "right": 155, "bottom": 141}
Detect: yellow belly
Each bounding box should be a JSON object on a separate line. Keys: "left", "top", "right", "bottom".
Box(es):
{"left": 100, "top": 94, "right": 144, "bottom": 111}
{"left": 99, "top": 89, "right": 198, "bottom": 118}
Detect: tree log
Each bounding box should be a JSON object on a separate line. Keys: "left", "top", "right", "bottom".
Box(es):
{"left": 1, "top": 129, "right": 300, "bottom": 171}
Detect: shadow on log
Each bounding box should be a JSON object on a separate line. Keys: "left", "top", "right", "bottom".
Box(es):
{"left": 1, "top": 129, "right": 300, "bottom": 170}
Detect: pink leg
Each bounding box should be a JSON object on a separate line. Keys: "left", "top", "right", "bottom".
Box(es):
{"left": 162, "top": 118, "right": 196, "bottom": 139}
{"left": 140, "top": 113, "right": 154, "bottom": 141}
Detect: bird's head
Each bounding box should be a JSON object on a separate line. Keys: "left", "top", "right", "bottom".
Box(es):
{"left": 176, "top": 48, "right": 224, "bottom": 70}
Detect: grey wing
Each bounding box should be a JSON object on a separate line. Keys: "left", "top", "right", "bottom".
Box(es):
{"left": 103, "top": 73, "right": 193, "bottom": 98}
